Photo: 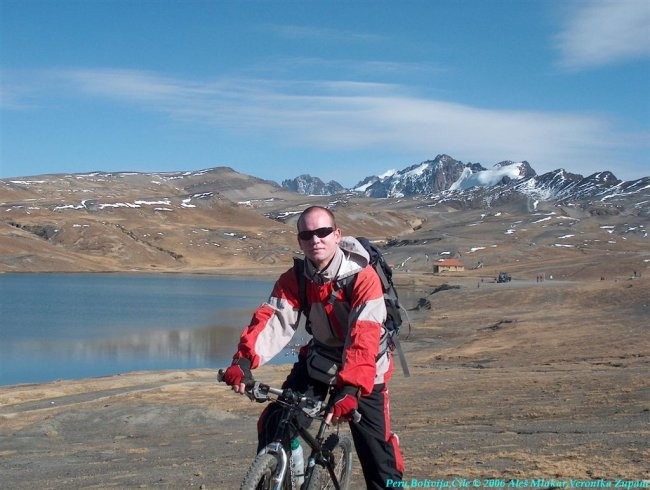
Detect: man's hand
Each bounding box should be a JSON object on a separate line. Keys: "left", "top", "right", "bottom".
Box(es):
{"left": 326, "top": 386, "right": 359, "bottom": 425}
{"left": 223, "top": 358, "right": 252, "bottom": 395}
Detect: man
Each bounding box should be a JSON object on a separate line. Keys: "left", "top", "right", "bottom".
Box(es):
{"left": 223, "top": 206, "right": 404, "bottom": 489}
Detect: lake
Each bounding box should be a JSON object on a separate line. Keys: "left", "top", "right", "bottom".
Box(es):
{"left": 0, "top": 273, "right": 301, "bottom": 386}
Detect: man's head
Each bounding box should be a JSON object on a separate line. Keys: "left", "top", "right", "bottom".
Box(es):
{"left": 297, "top": 206, "right": 341, "bottom": 270}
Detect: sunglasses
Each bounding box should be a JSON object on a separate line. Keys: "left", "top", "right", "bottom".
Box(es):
{"left": 297, "top": 227, "right": 335, "bottom": 241}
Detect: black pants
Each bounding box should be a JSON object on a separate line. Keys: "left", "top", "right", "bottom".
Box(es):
{"left": 257, "top": 358, "right": 404, "bottom": 490}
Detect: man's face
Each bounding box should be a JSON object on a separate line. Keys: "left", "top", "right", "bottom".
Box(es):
{"left": 297, "top": 209, "right": 341, "bottom": 270}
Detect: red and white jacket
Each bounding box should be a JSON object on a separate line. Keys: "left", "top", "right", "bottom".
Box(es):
{"left": 232, "top": 237, "right": 392, "bottom": 397}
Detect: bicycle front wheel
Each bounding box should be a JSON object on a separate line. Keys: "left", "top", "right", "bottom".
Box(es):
{"left": 304, "top": 433, "right": 353, "bottom": 490}
{"left": 240, "top": 453, "right": 284, "bottom": 490}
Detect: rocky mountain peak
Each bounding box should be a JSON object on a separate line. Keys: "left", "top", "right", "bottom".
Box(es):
{"left": 280, "top": 153, "right": 648, "bottom": 216}
{"left": 281, "top": 174, "right": 345, "bottom": 196}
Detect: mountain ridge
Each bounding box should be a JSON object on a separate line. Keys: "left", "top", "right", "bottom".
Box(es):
{"left": 281, "top": 154, "right": 649, "bottom": 217}
{"left": 1, "top": 156, "right": 648, "bottom": 276}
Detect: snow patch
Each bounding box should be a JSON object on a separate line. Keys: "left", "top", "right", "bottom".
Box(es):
{"left": 532, "top": 216, "right": 552, "bottom": 224}
{"left": 404, "top": 163, "right": 429, "bottom": 179}
{"left": 98, "top": 202, "right": 141, "bottom": 209}
{"left": 53, "top": 204, "right": 85, "bottom": 210}
{"left": 449, "top": 162, "right": 527, "bottom": 191}
{"left": 379, "top": 169, "right": 397, "bottom": 179}
{"left": 135, "top": 199, "right": 171, "bottom": 206}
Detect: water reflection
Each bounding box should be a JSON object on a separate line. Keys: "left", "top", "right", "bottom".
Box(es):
{"left": 0, "top": 274, "right": 277, "bottom": 385}
{"left": 42, "top": 321, "right": 309, "bottom": 363}
{"left": 44, "top": 322, "right": 242, "bottom": 362}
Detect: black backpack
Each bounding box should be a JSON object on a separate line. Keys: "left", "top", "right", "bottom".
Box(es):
{"left": 293, "top": 237, "right": 411, "bottom": 377}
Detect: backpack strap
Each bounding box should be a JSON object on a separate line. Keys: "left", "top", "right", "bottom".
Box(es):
{"left": 293, "top": 257, "right": 311, "bottom": 334}
{"left": 390, "top": 330, "right": 411, "bottom": 377}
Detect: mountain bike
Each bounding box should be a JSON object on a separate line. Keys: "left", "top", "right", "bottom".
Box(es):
{"left": 218, "top": 369, "right": 357, "bottom": 490}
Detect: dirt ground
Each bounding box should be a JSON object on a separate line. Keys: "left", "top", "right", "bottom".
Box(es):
{"left": 1, "top": 275, "right": 648, "bottom": 489}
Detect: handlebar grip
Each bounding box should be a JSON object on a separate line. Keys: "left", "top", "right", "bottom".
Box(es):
{"left": 217, "top": 368, "right": 258, "bottom": 393}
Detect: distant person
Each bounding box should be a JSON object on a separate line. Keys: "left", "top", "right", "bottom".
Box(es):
{"left": 223, "top": 205, "right": 404, "bottom": 489}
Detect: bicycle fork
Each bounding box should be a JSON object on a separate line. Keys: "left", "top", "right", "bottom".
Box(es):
{"left": 257, "top": 442, "right": 289, "bottom": 490}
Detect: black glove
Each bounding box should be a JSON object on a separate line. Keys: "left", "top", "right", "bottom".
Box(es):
{"left": 329, "top": 386, "right": 360, "bottom": 422}
{"left": 223, "top": 358, "right": 253, "bottom": 388}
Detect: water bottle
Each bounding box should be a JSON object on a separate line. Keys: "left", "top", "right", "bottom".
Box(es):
{"left": 290, "top": 438, "right": 304, "bottom": 487}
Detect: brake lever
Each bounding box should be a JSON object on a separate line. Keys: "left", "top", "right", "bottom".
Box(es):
{"left": 247, "top": 381, "right": 270, "bottom": 403}
{"left": 218, "top": 369, "right": 266, "bottom": 402}
{"left": 301, "top": 400, "right": 325, "bottom": 418}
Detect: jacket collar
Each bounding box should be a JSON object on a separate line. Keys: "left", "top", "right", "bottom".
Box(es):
{"left": 303, "top": 236, "right": 370, "bottom": 284}
{"left": 304, "top": 247, "right": 344, "bottom": 285}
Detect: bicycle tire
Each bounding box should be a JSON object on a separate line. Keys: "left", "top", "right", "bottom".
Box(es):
{"left": 240, "top": 453, "right": 285, "bottom": 490}
{"left": 303, "top": 433, "right": 353, "bottom": 490}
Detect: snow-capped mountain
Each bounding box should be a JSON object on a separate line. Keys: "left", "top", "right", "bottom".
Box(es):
{"left": 425, "top": 166, "right": 649, "bottom": 217}
{"left": 353, "top": 169, "right": 398, "bottom": 194}
{"left": 512, "top": 169, "right": 650, "bottom": 215}
{"left": 284, "top": 153, "right": 649, "bottom": 215}
{"left": 352, "top": 155, "right": 536, "bottom": 198}
{"left": 514, "top": 169, "right": 620, "bottom": 202}
{"left": 354, "top": 154, "right": 480, "bottom": 197}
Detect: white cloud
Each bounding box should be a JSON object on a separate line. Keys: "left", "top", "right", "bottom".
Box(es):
{"left": 54, "top": 68, "right": 213, "bottom": 103}
{"left": 4, "top": 67, "right": 646, "bottom": 178}
{"left": 556, "top": 0, "right": 650, "bottom": 70}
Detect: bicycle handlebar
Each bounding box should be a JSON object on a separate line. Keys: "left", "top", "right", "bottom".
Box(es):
{"left": 217, "top": 369, "right": 312, "bottom": 403}
{"left": 217, "top": 369, "right": 362, "bottom": 424}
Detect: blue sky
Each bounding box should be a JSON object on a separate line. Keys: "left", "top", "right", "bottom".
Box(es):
{"left": 1, "top": 0, "right": 649, "bottom": 187}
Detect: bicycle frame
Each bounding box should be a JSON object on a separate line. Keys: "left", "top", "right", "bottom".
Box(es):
{"left": 254, "top": 387, "right": 346, "bottom": 490}
{"left": 300, "top": 417, "right": 345, "bottom": 490}
{"left": 217, "top": 371, "right": 354, "bottom": 490}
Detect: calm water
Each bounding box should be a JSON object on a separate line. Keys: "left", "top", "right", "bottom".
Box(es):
{"left": 0, "top": 273, "right": 291, "bottom": 386}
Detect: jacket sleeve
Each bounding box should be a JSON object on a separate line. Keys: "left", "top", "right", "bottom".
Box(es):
{"left": 337, "top": 265, "right": 386, "bottom": 396}
{"left": 233, "top": 268, "right": 301, "bottom": 369}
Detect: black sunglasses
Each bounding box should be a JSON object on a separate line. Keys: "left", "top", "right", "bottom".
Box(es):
{"left": 297, "top": 227, "right": 335, "bottom": 241}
